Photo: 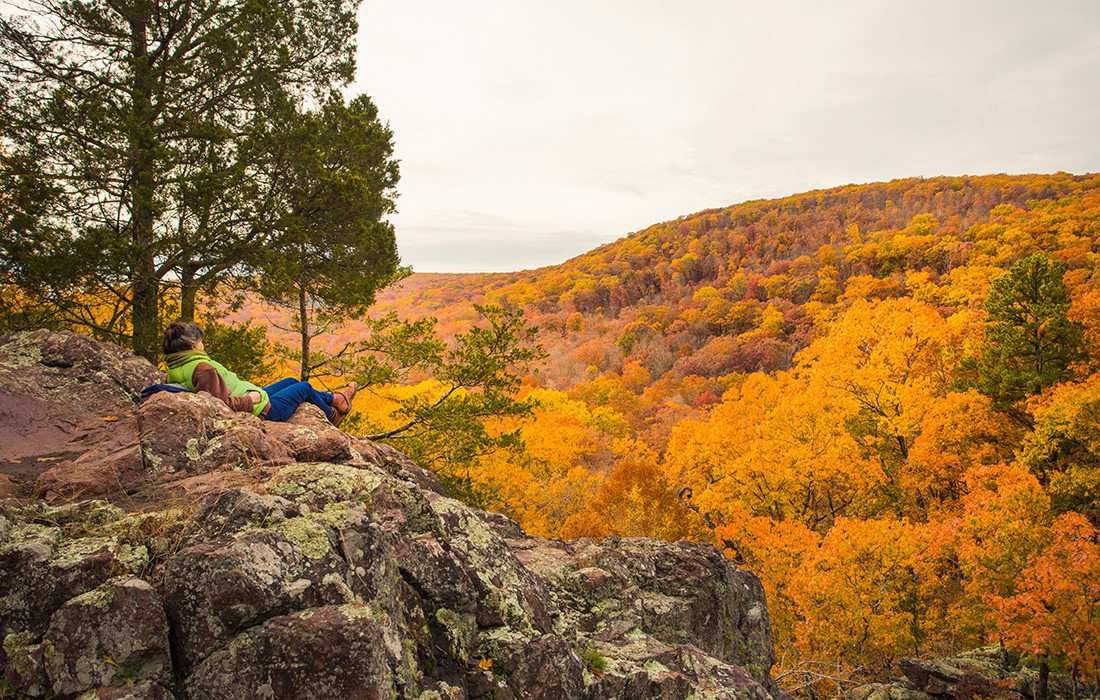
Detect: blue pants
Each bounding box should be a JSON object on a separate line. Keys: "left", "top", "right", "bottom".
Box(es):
{"left": 262, "top": 377, "right": 335, "bottom": 422}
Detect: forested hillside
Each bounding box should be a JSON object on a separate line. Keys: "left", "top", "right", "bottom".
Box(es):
{"left": 233, "top": 173, "right": 1100, "bottom": 695}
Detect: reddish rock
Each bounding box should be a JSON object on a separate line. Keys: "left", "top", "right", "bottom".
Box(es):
{"left": 0, "top": 331, "right": 160, "bottom": 464}
{"left": 85, "top": 682, "right": 177, "bottom": 699}
{"left": 264, "top": 403, "right": 352, "bottom": 462}
{"left": 137, "top": 392, "right": 347, "bottom": 478}
{"left": 35, "top": 434, "right": 144, "bottom": 499}
{"left": 0, "top": 474, "right": 19, "bottom": 499}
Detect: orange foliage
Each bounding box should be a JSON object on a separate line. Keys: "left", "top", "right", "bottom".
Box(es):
{"left": 991, "top": 513, "right": 1100, "bottom": 678}
{"left": 220, "top": 173, "right": 1100, "bottom": 694}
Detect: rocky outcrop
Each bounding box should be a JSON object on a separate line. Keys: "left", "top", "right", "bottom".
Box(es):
{"left": 845, "top": 648, "right": 1077, "bottom": 700}
{"left": 1, "top": 330, "right": 787, "bottom": 699}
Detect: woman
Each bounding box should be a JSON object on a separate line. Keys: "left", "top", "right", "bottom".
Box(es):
{"left": 162, "top": 320, "right": 356, "bottom": 426}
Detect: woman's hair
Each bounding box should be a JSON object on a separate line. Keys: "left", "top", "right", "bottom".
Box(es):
{"left": 162, "top": 320, "right": 204, "bottom": 355}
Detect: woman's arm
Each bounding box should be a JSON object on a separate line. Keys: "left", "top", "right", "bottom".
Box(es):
{"left": 192, "top": 363, "right": 257, "bottom": 412}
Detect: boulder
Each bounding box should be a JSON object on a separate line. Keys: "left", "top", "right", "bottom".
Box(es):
{"left": 844, "top": 647, "right": 1073, "bottom": 700}
{"left": 0, "top": 330, "right": 152, "bottom": 498}
{"left": 35, "top": 424, "right": 145, "bottom": 499}
{"left": 162, "top": 522, "right": 351, "bottom": 674}
{"left": 0, "top": 520, "right": 148, "bottom": 659}
{"left": 137, "top": 391, "right": 294, "bottom": 476}
{"left": 186, "top": 605, "right": 397, "bottom": 700}
{"left": 42, "top": 576, "right": 171, "bottom": 695}
{"left": 3, "top": 632, "right": 49, "bottom": 697}
{"left": 509, "top": 535, "right": 780, "bottom": 694}
{"left": 264, "top": 403, "right": 353, "bottom": 462}
{"left": 0, "top": 331, "right": 159, "bottom": 467}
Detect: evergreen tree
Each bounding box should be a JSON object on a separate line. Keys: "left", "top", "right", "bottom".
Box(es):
{"left": 976, "top": 253, "right": 1085, "bottom": 422}
{"left": 251, "top": 93, "right": 405, "bottom": 381}
{"left": 345, "top": 305, "right": 548, "bottom": 502}
{"left": 0, "top": 0, "right": 359, "bottom": 359}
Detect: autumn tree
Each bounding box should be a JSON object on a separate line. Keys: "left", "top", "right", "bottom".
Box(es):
{"left": 800, "top": 298, "right": 952, "bottom": 514}
{"left": 789, "top": 518, "right": 927, "bottom": 688}
{"left": 975, "top": 253, "right": 1086, "bottom": 423}
{"left": 1017, "top": 376, "right": 1100, "bottom": 520}
{"left": 990, "top": 513, "right": 1100, "bottom": 697}
{"left": 952, "top": 463, "right": 1050, "bottom": 640}
{"left": 562, "top": 440, "right": 699, "bottom": 541}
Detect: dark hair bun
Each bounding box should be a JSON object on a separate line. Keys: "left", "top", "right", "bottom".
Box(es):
{"left": 162, "top": 320, "right": 204, "bottom": 355}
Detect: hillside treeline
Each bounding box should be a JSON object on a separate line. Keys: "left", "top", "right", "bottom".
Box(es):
{"left": 353, "top": 174, "right": 1100, "bottom": 696}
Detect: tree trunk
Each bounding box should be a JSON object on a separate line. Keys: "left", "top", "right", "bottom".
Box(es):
{"left": 180, "top": 263, "right": 198, "bottom": 322}
{"left": 1038, "top": 661, "right": 1049, "bottom": 700}
{"left": 127, "top": 6, "right": 160, "bottom": 360}
{"left": 298, "top": 285, "right": 310, "bottom": 381}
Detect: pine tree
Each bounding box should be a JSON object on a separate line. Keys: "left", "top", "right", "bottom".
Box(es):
{"left": 976, "top": 253, "right": 1085, "bottom": 422}
{"left": 251, "top": 93, "right": 405, "bottom": 381}
{"left": 0, "top": 0, "right": 359, "bottom": 358}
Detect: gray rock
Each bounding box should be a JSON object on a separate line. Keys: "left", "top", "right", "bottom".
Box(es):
{"left": 42, "top": 576, "right": 171, "bottom": 696}
{"left": 186, "top": 605, "right": 397, "bottom": 700}
{"left": 163, "top": 521, "right": 350, "bottom": 674}
{"left": 1, "top": 522, "right": 147, "bottom": 665}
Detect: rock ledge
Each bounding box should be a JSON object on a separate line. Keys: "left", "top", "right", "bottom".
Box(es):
{"left": 1, "top": 330, "right": 786, "bottom": 699}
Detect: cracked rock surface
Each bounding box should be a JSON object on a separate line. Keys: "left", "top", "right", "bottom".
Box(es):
{"left": 1, "top": 330, "right": 788, "bottom": 699}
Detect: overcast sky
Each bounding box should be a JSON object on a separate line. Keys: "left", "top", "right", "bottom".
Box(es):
{"left": 352, "top": 1, "right": 1100, "bottom": 273}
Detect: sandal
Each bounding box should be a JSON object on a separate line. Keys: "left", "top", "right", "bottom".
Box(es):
{"left": 331, "top": 382, "right": 357, "bottom": 427}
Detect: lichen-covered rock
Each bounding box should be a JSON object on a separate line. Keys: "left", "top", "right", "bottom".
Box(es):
{"left": 351, "top": 437, "right": 445, "bottom": 495}
{"left": 3, "top": 631, "right": 49, "bottom": 697}
{"left": 846, "top": 683, "right": 928, "bottom": 700}
{"left": 0, "top": 520, "right": 147, "bottom": 661}
{"left": 137, "top": 391, "right": 293, "bottom": 476}
{"left": 163, "top": 518, "right": 351, "bottom": 674}
{"left": 186, "top": 605, "right": 397, "bottom": 700}
{"left": 844, "top": 647, "right": 1074, "bottom": 700}
{"left": 509, "top": 535, "right": 781, "bottom": 695}
{"left": 1, "top": 332, "right": 790, "bottom": 699}
{"left": 42, "top": 576, "right": 171, "bottom": 696}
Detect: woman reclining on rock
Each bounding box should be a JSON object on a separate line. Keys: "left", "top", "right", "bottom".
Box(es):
{"left": 161, "top": 320, "right": 356, "bottom": 426}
